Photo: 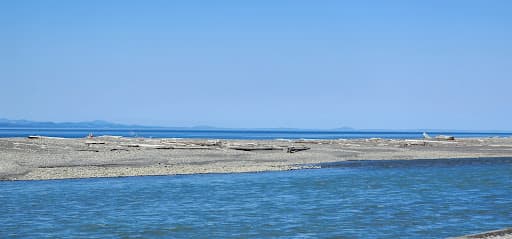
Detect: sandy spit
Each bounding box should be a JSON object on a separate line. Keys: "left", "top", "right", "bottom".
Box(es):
{"left": 1, "top": 136, "right": 512, "bottom": 180}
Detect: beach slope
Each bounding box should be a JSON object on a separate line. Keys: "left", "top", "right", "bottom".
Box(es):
{"left": 1, "top": 137, "right": 512, "bottom": 180}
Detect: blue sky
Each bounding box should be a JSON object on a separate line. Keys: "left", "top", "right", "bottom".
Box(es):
{"left": 1, "top": 0, "right": 511, "bottom": 130}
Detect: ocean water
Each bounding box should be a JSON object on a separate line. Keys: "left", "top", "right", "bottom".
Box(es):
{"left": 1, "top": 158, "right": 511, "bottom": 238}
{"left": 1, "top": 128, "right": 511, "bottom": 139}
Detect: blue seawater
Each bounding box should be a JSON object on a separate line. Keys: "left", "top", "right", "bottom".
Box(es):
{"left": 1, "top": 158, "right": 511, "bottom": 238}
{"left": 1, "top": 128, "right": 511, "bottom": 139}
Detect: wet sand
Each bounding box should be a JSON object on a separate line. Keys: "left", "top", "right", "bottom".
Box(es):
{"left": 1, "top": 136, "right": 512, "bottom": 180}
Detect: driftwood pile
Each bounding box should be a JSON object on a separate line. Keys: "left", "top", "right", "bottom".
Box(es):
{"left": 61, "top": 136, "right": 312, "bottom": 154}
{"left": 400, "top": 139, "right": 458, "bottom": 147}
{"left": 423, "top": 132, "right": 456, "bottom": 141}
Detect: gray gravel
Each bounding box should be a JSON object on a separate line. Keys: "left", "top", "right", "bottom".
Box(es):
{"left": 448, "top": 228, "right": 512, "bottom": 239}
{"left": 1, "top": 136, "right": 512, "bottom": 180}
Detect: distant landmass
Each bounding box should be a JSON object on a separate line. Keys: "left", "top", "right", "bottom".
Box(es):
{"left": 0, "top": 118, "right": 509, "bottom": 133}
{"left": 0, "top": 118, "right": 355, "bottom": 131}
{"left": 0, "top": 119, "right": 154, "bottom": 129}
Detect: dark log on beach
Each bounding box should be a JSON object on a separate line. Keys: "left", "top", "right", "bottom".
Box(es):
{"left": 85, "top": 141, "right": 106, "bottom": 145}
{"left": 121, "top": 144, "right": 170, "bottom": 149}
{"left": 76, "top": 149, "right": 100, "bottom": 152}
{"left": 110, "top": 148, "right": 129, "bottom": 151}
{"left": 228, "top": 146, "right": 283, "bottom": 151}
{"left": 170, "top": 146, "right": 212, "bottom": 150}
{"left": 286, "top": 146, "right": 310, "bottom": 153}
{"left": 228, "top": 145, "right": 310, "bottom": 153}
{"left": 123, "top": 144, "right": 141, "bottom": 147}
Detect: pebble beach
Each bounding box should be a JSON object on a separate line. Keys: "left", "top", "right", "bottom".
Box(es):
{"left": 2, "top": 136, "right": 512, "bottom": 180}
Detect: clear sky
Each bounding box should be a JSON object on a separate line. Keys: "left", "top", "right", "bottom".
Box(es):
{"left": 1, "top": 0, "right": 511, "bottom": 130}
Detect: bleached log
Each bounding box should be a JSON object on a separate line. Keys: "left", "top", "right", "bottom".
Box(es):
{"left": 435, "top": 135, "right": 455, "bottom": 140}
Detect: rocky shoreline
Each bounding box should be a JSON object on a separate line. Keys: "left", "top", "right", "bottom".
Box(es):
{"left": 1, "top": 136, "right": 512, "bottom": 180}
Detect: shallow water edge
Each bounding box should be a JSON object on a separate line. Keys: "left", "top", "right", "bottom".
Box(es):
{"left": 3, "top": 156, "right": 512, "bottom": 182}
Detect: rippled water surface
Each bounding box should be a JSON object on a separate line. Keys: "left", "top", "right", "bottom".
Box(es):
{"left": 1, "top": 128, "right": 511, "bottom": 139}
{"left": 1, "top": 158, "right": 512, "bottom": 238}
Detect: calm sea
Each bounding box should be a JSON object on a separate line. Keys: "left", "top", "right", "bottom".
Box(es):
{"left": 1, "top": 158, "right": 511, "bottom": 238}
{"left": 0, "top": 128, "right": 511, "bottom": 139}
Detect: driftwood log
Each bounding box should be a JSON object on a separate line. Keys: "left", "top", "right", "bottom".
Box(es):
{"left": 228, "top": 145, "right": 310, "bottom": 153}
{"left": 85, "top": 141, "right": 106, "bottom": 145}
{"left": 228, "top": 146, "right": 283, "bottom": 151}
{"left": 286, "top": 146, "right": 310, "bottom": 153}
{"left": 435, "top": 135, "right": 455, "bottom": 140}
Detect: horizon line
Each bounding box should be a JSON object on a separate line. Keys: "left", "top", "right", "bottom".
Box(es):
{"left": 1, "top": 118, "right": 511, "bottom": 133}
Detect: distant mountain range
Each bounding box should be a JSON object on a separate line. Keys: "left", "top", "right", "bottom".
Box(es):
{"left": 0, "top": 119, "right": 153, "bottom": 129}
{"left": 0, "top": 118, "right": 509, "bottom": 133}
{"left": 0, "top": 118, "right": 355, "bottom": 131}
